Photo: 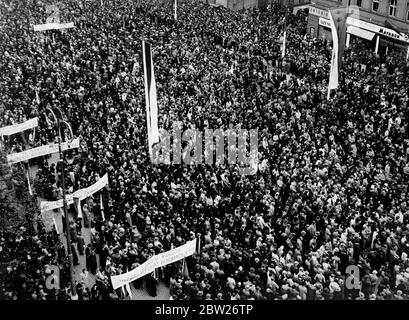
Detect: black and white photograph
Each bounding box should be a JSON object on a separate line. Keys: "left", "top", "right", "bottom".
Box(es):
{"left": 1, "top": 0, "right": 409, "bottom": 313}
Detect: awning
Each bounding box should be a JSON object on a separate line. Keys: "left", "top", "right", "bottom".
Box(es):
{"left": 384, "top": 19, "right": 404, "bottom": 34}
{"left": 347, "top": 25, "right": 375, "bottom": 41}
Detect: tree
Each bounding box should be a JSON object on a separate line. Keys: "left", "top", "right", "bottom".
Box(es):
{"left": 0, "top": 144, "right": 39, "bottom": 234}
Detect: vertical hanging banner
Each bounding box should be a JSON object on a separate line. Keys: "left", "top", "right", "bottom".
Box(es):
{"left": 282, "top": 30, "right": 287, "bottom": 58}
{"left": 100, "top": 193, "right": 105, "bottom": 221}
{"left": 52, "top": 212, "right": 61, "bottom": 234}
{"left": 327, "top": 6, "right": 348, "bottom": 99}
{"left": 330, "top": 6, "right": 348, "bottom": 68}
{"left": 174, "top": 0, "right": 177, "bottom": 21}
{"left": 26, "top": 169, "right": 33, "bottom": 196}
{"left": 196, "top": 236, "right": 201, "bottom": 254}
{"left": 142, "top": 40, "right": 160, "bottom": 161}
{"left": 74, "top": 197, "right": 82, "bottom": 219}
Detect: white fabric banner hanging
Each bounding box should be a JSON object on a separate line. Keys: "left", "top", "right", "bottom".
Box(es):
{"left": 40, "top": 174, "right": 109, "bottom": 213}
{"left": 327, "top": 9, "right": 340, "bottom": 98}
{"left": 142, "top": 40, "right": 160, "bottom": 160}
{"left": 7, "top": 138, "right": 80, "bottom": 165}
{"left": 111, "top": 239, "right": 197, "bottom": 290}
{"left": 0, "top": 118, "right": 38, "bottom": 137}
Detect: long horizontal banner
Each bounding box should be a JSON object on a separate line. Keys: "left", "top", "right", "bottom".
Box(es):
{"left": 0, "top": 118, "right": 38, "bottom": 137}
{"left": 33, "top": 22, "right": 75, "bottom": 31}
{"left": 40, "top": 173, "right": 109, "bottom": 213}
{"left": 111, "top": 239, "right": 197, "bottom": 290}
{"left": 7, "top": 138, "right": 80, "bottom": 165}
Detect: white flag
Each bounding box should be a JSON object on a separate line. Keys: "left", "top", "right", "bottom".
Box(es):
{"left": 282, "top": 30, "right": 287, "bottom": 58}
{"left": 142, "top": 40, "right": 160, "bottom": 161}
{"left": 26, "top": 170, "right": 33, "bottom": 196}
{"left": 100, "top": 193, "right": 105, "bottom": 221}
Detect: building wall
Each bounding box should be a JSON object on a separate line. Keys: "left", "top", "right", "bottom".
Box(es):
{"left": 214, "top": 0, "right": 277, "bottom": 10}
{"left": 307, "top": 0, "right": 409, "bottom": 59}
{"left": 313, "top": 0, "right": 409, "bottom": 32}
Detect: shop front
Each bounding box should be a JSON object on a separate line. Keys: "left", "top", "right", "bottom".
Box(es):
{"left": 307, "top": 5, "right": 409, "bottom": 59}
{"left": 347, "top": 17, "right": 409, "bottom": 59}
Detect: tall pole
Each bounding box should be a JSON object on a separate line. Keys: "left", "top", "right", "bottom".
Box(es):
{"left": 52, "top": 108, "right": 78, "bottom": 300}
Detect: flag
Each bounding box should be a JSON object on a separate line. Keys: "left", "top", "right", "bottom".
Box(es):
{"left": 142, "top": 40, "right": 159, "bottom": 160}
{"left": 31, "top": 126, "right": 36, "bottom": 143}
{"left": 327, "top": 7, "right": 348, "bottom": 99}
{"left": 196, "top": 236, "right": 201, "bottom": 255}
{"left": 26, "top": 169, "right": 33, "bottom": 196}
{"left": 125, "top": 282, "right": 132, "bottom": 299}
{"left": 100, "top": 193, "right": 105, "bottom": 221}
{"left": 282, "top": 30, "right": 287, "bottom": 58}
{"left": 330, "top": 7, "right": 348, "bottom": 68}
{"left": 174, "top": 0, "right": 177, "bottom": 21}
{"left": 69, "top": 171, "right": 75, "bottom": 184}
{"left": 53, "top": 213, "right": 60, "bottom": 234}
{"left": 35, "top": 89, "right": 40, "bottom": 104}
{"left": 182, "top": 258, "right": 189, "bottom": 277}
{"left": 74, "top": 197, "right": 82, "bottom": 219}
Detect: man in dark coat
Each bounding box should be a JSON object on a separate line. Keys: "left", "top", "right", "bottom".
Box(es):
{"left": 77, "top": 234, "right": 85, "bottom": 255}
{"left": 145, "top": 274, "right": 157, "bottom": 297}
{"left": 88, "top": 248, "right": 98, "bottom": 275}
{"left": 71, "top": 242, "right": 79, "bottom": 266}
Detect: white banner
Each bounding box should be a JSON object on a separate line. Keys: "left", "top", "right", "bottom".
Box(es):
{"left": 40, "top": 174, "right": 109, "bottom": 213}
{"left": 7, "top": 138, "right": 80, "bottom": 165}
{"left": 0, "top": 118, "right": 38, "bottom": 137}
{"left": 111, "top": 239, "right": 197, "bottom": 290}
{"left": 33, "top": 22, "right": 75, "bottom": 31}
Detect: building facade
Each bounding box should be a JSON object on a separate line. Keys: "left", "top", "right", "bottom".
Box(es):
{"left": 305, "top": 0, "right": 409, "bottom": 59}
{"left": 209, "top": 0, "right": 303, "bottom": 10}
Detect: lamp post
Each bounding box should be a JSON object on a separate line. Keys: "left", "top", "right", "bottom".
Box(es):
{"left": 46, "top": 106, "right": 78, "bottom": 300}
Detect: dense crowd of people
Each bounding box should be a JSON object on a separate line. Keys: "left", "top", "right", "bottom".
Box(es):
{"left": 1, "top": 0, "right": 409, "bottom": 300}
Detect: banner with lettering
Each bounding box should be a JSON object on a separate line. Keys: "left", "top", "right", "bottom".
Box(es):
{"left": 40, "top": 174, "right": 109, "bottom": 213}
{"left": 7, "top": 138, "right": 80, "bottom": 165}
{"left": 33, "top": 22, "right": 75, "bottom": 31}
{"left": 0, "top": 118, "right": 38, "bottom": 137}
{"left": 111, "top": 239, "right": 197, "bottom": 290}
